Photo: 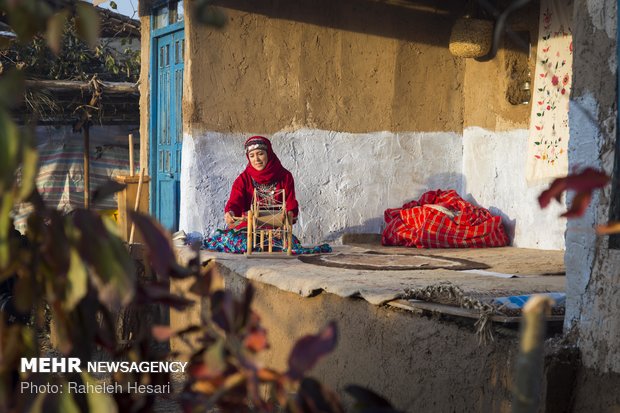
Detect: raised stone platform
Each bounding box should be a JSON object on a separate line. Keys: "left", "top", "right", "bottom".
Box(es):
{"left": 171, "top": 243, "right": 567, "bottom": 412}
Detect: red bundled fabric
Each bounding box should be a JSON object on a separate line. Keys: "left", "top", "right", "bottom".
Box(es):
{"left": 382, "top": 189, "right": 510, "bottom": 248}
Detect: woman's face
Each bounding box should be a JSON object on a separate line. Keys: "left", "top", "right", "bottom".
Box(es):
{"left": 249, "top": 149, "right": 269, "bottom": 171}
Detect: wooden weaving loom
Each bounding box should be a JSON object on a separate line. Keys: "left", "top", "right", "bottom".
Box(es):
{"left": 241, "top": 188, "right": 294, "bottom": 256}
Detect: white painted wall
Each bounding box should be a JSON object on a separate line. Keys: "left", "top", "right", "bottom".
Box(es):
{"left": 462, "top": 127, "right": 566, "bottom": 250}
{"left": 180, "top": 129, "right": 463, "bottom": 244}
{"left": 180, "top": 127, "right": 567, "bottom": 249}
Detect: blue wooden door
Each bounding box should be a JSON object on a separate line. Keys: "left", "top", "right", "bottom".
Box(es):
{"left": 152, "top": 29, "right": 184, "bottom": 231}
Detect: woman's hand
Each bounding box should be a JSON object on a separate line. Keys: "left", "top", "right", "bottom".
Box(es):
{"left": 288, "top": 211, "right": 297, "bottom": 225}
{"left": 225, "top": 211, "right": 235, "bottom": 228}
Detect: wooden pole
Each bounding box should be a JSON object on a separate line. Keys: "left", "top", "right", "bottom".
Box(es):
{"left": 512, "top": 295, "right": 554, "bottom": 413}
{"left": 287, "top": 224, "right": 293, "bottom": 256}
{"left": 268, "top": 230, "right": 273, "bottom": 253}
{"left": 128, "top": 168, "right": 145, "bottom": 244}
{"left": 83, "top": 124, "right": 90, "bottom": 209}
{"left": 260, "top": 230, "right": 265, "bottom": 252}
{"left": 246, "top": 210, "right": 253, "bottom": 255}
{"left": 128, "top": 133, "right": 134, "bottom": 177}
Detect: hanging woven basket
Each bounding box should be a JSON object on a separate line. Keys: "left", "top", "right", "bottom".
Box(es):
{"left": 449, "top": 17, "right": 493, "bottom": 58}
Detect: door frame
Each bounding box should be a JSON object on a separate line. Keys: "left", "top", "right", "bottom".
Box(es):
{"left": 149, "top": 17, "right": 185, "bottom": 221}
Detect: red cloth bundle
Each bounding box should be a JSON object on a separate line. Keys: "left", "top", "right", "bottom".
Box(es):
{"left": 382, "top": 189, "right": 509, "bottom": 248}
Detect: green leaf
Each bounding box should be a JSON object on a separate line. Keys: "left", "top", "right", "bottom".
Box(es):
{"left": 81, "top": 373, "right": 119, "bottom": 413}
{"left": 0, "top": 193, "right": 13, "bottom": 269}
{"left": 0, "top": 110, "right": 20, "bottom": 191}
{"left": 57, "top": 390, "right": 81, "bottom": 413}
{"left": 0, "top": 37, "right": 13, "bottom": 50}
{"left": 13, "top": 266, "right": 34, "bottom": 314}
{"left": 46, "top": 10, "right": 69, "bottom": 55}
{"left": 0, "top": 69, "right": 25, "bottom": 110}
{"left": 64, "top": 248, "right": 88, "bottom": 311}
{"left": 75, "top": 3, "right": 100, "bottom": 49}
{"left": 73, "top": 210, "right": 134, "bottom": 307}
{"left": 17, "top": 129, "right": 38, "bottom": 203}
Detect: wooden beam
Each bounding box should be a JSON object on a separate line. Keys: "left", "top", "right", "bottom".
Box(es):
{"left": 25, "top": 79, "right": 138, "bottom": 94}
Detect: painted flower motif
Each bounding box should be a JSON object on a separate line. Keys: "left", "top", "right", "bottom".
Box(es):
{"left": 551, "top": 75, "right": 559, "bottom": 86}
{"left": 547, "top": 105, "right": 551, "bottom": 110}
{"left": 561, "top": 88, "right": 566, "bottom": 95}
{"left": 543, "top": 9, "right": 552, "bottom": 26}
{"left": 562, "top": 74, "right": 569, "bottom": 85}
{"left": 569, "top": 41, "right": 573, "bottom": 53}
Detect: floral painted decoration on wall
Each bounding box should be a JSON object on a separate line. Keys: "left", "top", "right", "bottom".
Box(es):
{"left": 527, "top": 0, "right": 573, "bottom": 183}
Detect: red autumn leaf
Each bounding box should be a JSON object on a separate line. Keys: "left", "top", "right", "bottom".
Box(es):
{"left": 539, "top": 179, "right": 567, "bottom": 208}
{"left": 188, "top": 362, "right": 225, "bottom": 381}
{"left": 538, "top": 168, "right": 610, "bottom": 212}
{"left": 256, "top": 368, "right": 282, "bottom": 382}
{"left": 211, "top": 290, "right": 235, "bottom": 333}
{"left": 244, "top": 328, "right": 269, "bottom": 353}
{"left": 188, "top": 362, "right": 207, "bottom": 379}
{"left": 565, "top": 168, "right": 610, "bottom": 192}
{"left": 152, "top": 325, "right": 173, "bottom": 342}
{"left": 287, "top": 321, "right": 338, "bottom": 381}
{"left": 561, "top": 191, "right": 592, "bottom": 218}
{"left": 597, "top": 221, "right": 620, "bottom": 235}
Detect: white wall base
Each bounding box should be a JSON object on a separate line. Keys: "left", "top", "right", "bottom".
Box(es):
{"left": 180, "top": 127, "right": 566, "bottom": 250}
{"left": 181, "top": 129, "right": 463, "bottom": 244}
{"left": 462, "top": 127, "right": 567, "bottom": 250}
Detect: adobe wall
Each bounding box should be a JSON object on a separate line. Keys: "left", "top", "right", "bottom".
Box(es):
{"left": 565, "top": 0, "right": 620, "bottom": 375}
{"left": 219, "top": 264, "right": 518, "bottom": 412}
{"left": 176, "top": 0, "right": 566, "bottom": 248}
{"left": 185, "top": 0, "right": 464, "bottom": 134}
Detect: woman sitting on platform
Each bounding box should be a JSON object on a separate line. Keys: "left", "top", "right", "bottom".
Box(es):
{"left": 204, "top": 135, "right": 330, "bottom": 254}
{"left": 224, "top": 135, "right": 298, "bottom": 230}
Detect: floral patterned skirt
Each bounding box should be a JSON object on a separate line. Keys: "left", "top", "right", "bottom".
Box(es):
{"left": 204, "top": 229, "right": 331, "bottom": 255}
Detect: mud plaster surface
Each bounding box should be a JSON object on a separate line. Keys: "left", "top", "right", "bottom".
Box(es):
{"left": 225, "top": 272, "right": 518, "bottom": 412}
{"left": 566, "top": 0, "right": 620, "bottom": 373}
{"left": 177, "top": 244, "right": 564, "bottom": 305}
{"left": 186, "top": 0, "right": 465, "bottom": 134}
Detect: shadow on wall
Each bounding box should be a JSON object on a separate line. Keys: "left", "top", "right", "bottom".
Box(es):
{"left": 317, "top": 171, "right": 468, "bottom": 243}
{"left": 462, "top": 193, "right": 517, "bottom": 245}
{"left": 216, "top": 0, "right": 463, "bottom": 46}
{"left": 322, "top": 217, "right": 385, "bottom": 243}
{"left": 425, "top": 171, "right": 466, "bottom": 197}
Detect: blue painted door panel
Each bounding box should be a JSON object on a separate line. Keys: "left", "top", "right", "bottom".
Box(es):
{"left": 153, "top": 29, "right": 184, "bottom": 231}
